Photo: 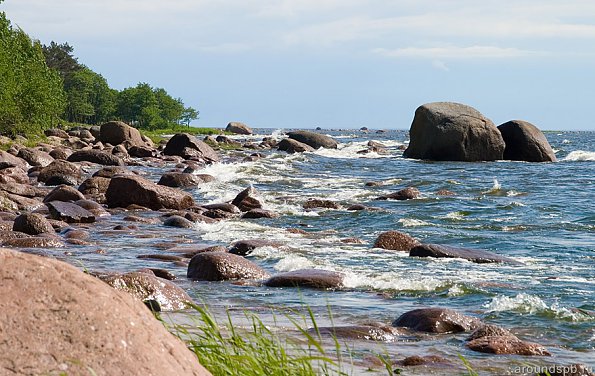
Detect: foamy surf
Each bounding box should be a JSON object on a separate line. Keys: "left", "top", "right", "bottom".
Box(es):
{"left": 563, "top": 150, "right": 595, "bottom": 161}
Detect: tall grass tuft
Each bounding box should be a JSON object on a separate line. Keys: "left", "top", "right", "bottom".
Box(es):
{"left": 167, "top": 304, "right": 350, "bottom": 376}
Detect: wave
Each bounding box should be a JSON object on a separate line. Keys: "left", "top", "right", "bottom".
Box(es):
{"left": 484, "top": 293, "right": 594, "bottom": 321}
{"left": 563, "top": 150, "right": 595, "bottom": 161}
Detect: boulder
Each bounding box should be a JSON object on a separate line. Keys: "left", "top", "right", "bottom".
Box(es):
{"left": 396, "top": 355, "right": 451, "bottom": 367}
{"left": 0, "top": 150, "right": 27, "bottom": 169}
{"left": 163, "top": 133, "right": 220, "bottom": 162}
{"left": 0, "top": 182, "right": 47, "bottom": 198}
{"left": 67, "top": 149, "right": 124, "bottom": 166}
{"left": 78, "top": 176, "right": 111, "bottom": 197}
{"left": 466, "top": 331, "right": 550, "bottom": 356}
{"left": 12, "top": 213, "right": 54, "bottom": 235}
{"left": 99, "top": 271, "right": 192, "bottom": 311}
{"left": 231, "top": 186, "right": 262, "bottom": 212}
{"left": 0, "top": 248, "right": 210, "bottom": 376}
{"left": 264, "top": 269, "right": 344, "bottom": 289}
{"left": 43, "top": 184, "right": 86, "bottom": 203}
{"left": 201, "top": 203, "right": 240, "bottom": 214}
{"left": 277, "top": 138, "right": 315, "bottom": 153}
{"left": 187, "top": 252, "right": 270, "bottom": 281}
{"left": 303, "top": 199, "right": 341, "bottom": 210}
{"left": 498, "top": 120, "right": 556, "bottom": 162}
{"left": 106, "top": 175, "right": 194, "bottom": 210}
{"left": 46, "top": 201, "right": 96, "bottom": 223}
{"left": 403, "top": 102, "right": 505, "bottom": 161}
{"left": 375, "top": 187, "right": 420, "bottom": 200}
{"left": 92, "top": 166, "right": 134, "bottom": 178}
{"left": 312, "top": 325, "right": 401, "bottom": 342}
{"left": 74, "top": 199, "right": 110, "bottom": 218}
{"left": 99, "top": 121, "right": 147, "bottom": 147}
{"left": 38, "top": 160, "right": 81, "bottom": 186}
{"left": 128, "top": 145, "right": 156, "bottom": 158}
{"left": 288, "top": 130, "right": 338, "bottom": 149}
{"left": 163, "top": 215, "right": 195, "bottom": 228}
{"left": 17, "top": 148, "right": 54, "bottom": 167}
{"left": 49, "top": 147, "right": 72, "bottom": 160}
{"left": 2, "top": 236, "right": 64, "bottom": 248}
{"left": 226, "top": 122, "right": 253, "bottom": 135}
{"left": 229, "top": 239, "right": 283, "bottom": 256}
{"left": 158, "top": 172, "right": 203, "bottom": 188}
{"left": 0, "top": 166, "right": 29, "bottom": 184}
{"left": 373, "top": 231, "right": 420, "bottom": 251}
{"left": 5, "top": 192, "right": 44, "bottom": 211}
{"left": 241, "top": 209, "right": 279, "bottom": 219}
{"left": 44, "top": 128, "right": 69, "bottom": 138}
{"left": 392, "top": 307, "right": 481, "bottom": 333}
{"left": 409, "top": 244, "right": 522, "bottom": 264}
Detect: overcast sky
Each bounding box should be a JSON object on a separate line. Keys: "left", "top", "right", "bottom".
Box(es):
{"left": 3, "top": 0, "right": 595, "bottom": 130}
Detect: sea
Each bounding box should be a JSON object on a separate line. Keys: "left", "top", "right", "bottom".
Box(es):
{"left": 59, "top": 129, "right": 595, "bottom": 374}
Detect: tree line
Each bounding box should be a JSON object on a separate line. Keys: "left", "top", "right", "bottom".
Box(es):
{"left": 0, "top": 5, "right": 198, "bottom": 136}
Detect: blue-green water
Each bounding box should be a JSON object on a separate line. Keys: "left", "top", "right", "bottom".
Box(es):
{"left": 59, "top": 129, "right": 595, "bottom": 374}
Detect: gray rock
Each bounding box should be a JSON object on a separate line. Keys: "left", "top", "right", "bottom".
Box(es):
{"left": 68, "top": 149, "right": 124, "bottom": 166}
{"left": 498, "top": 120, "right": 556, "bottom": 162}
{"left": 46, "top": 201, "right": 96, "bottom": 223}
{"left": 187, "top": 252, "right": 270, "bottom": 281}
{"left": 163, "top": 133, "right": 220, "bottom": 162}
{"left": 12, "top": 213, "right": 54, "bottom": 235}
{"left": 105, "top": 175, "right": 194, "bottom": 210}
{"left": 409, "top": 244, "right": 522, "bottom": 264}
{"left": 226, "top": 122, "right": 253, "bottom": 135}
{"left": 288, "top": 130, "right": 338, "bottom": 149}
{"left": 277, "top": 138, "right": 315, "bottom": 153}
{"left": 392, "top": 307, "right": 481, "bottom": 333}
{"left": 264, "top": 269, "right": 344, "bottom": 289}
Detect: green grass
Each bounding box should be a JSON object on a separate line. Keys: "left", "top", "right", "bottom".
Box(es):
{"left": 141, "top": 126, "right": 227, "bottom": 144}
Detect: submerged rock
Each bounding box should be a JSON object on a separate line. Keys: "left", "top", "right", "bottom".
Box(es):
{"left": 312, "top": 325, "right": 402, "bottom": 342}
{"left": 392, "top": 307, "right": 481, "bottom": 333}
{"left": 373, "top": 230, "right": 420, "bottom": 251}
{"left": 409, "top": 243, "right": 522, "bottom": 264}
{"left": 403, "top": 102, "right": 505, "bottom": 161}
{"left": 375, "top": 187, "right": 420, "bottom": 200}
{"left": 229, "top": 239, "right": 282, "bottom": 256}
{"left": 264, "top": 269, "right": 345, "bottom": 289}
{"left": 187, "top": 252, "right": 270, "bottom": 281}
{"left": 303, "top": 199, "right": 341, "bottom": 210}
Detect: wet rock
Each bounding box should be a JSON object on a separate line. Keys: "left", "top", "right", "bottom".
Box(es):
{"left": 498, "top": 120, "right": 556, "bottom": 162}
{"left": 231, "top": 186, "right": 262, "bottom": 212}
{"left": 168, "top": 245, "right": 228, "bottom": 258}
{"left": 74, "top": 199, "right": 110, "bottom": 217}
{"left": 277, "top": 138, "right": 315, "bottom": 153}
{"left": 467, "top": 334, "right": 550, "bottom": 356}
{"left": 264, "top": 269, "right": 344, "bottom": 289}
{"left": 158, "top": 172, "right": 203, "bottom": 188}
{"left": 111, "top": 144, "right": 129, "bottom": 158}
{"left": 163, "top": 215, "right": 195, "bottom": 228}
{"left": 229, "top": 239, "right": 282, "bottom": 256}
{"left": 288, "top": 130, "right": 338, "bottom": 149}
{"left": 43, "top": 184, "right": 86, "bottom": 203}
{"left": 242, "top": 208, "right": 279, "bottom": 219}
{"left": 106, "top": 175, "right": 194, "bottom": 210}
{"left": 436, "top": 189, "right": 456, "bottom": 196}
{"left": 99, "top": 121, "right": 147, "bottom": 147}
{"left": 466, "top": 324, "right": 513, "bottom": 341}
{"left": 396, "top": 355, "right": 451, "bottom": 367}
{"left": 347, "top": 204, "right": 368, "bottom": 210}
{"left": 17, "top": 148, "right": 54, "bottom": 167}
{"left": 373, "top": 230, "right": 420, "bottom": 252}
{"left": 62, "top": 228, "right": 90, "bottom": 240}
{"left": 5, "top": 193, "right": 43, "bottom": 211}
{"left": 0, "top": 182, "right": 47, "bottom": 198}
{"left": 12, "top": 213, "right": 55, "bottom": 235}
{"left": 0, "top": 248, "right": 210, "bottom": 376}
{"left": 38, "top": 160, "right": 81, "bottom": 186}
{"left": 123, "top": 215, "right": 160, "bottom": 224}
{"left": 68, "top": 149, "right": 124, "bottom": 166}
{"left": 403, "top": 102, "right": 505, "bottom": 161}
{"left": 128, "top": 145, "right": 156, "bottom": 158}
{"left": 78, "top": 176, "right": 111, "bottom": 197}
{"left": 0, "top": 230, "right": 30, "bottom": 243}
{"left": 303, "top": 199, "right": 341, "bottom": 210}
{"left": 99, "top": 271, "right": 192, "bottom": 311}
{"left": 409, "top": 244, "right": 522, "bottom": 264}
{"left": 392, "top": 307, "right": 481, "bottom": 333}
{"left": 340, "top": 237, "right": 365, "bottom": 244}
{"left": 163, "top": 133, "right": 220, "bottom": 162}
{"left": 2, "top": 236, "right": 64, "bottom": 248}
{"left": 312, "top": 325, "right": 401, "bottom": 342}
{"left": 226, "top": 122, "right": 253, "bottom": 135}
{"left": 201, "top": 203, "right": 240, "bottom": 214}
{"left": 137, "top": 254, "right": 185, "bottom": 262}
{"left": 46, "top": 201, "right": 96, "bottom": 223}
{"left": 187, "top": 252, "right": 270, "bottom": 281}
{"left": 0, "top": 166, "right": 29, "bottom": 184}
{"left": 216, "top": 135, "right": 241, "bottom": 146}
{"left": 138, "top": 268, "right": 177, "bottom": 281}
{"left": 375, "top": 187, "right": 420, "bottom": 200}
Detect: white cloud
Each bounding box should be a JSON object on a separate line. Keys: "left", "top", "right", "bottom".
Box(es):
{"left": 373, "top": 46, "right": 541, "bottom": 59}
{"left": 432, "top": 60, "right": 449, "bottom": 71}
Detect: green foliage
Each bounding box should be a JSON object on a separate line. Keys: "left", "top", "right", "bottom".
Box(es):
{"left": 168, "top": 304, "right": 350, "bottom": 376}
{"left": 0, "top": 12, "right": 65, "bottom": 136}
{"left": 141, "top": 125, "right": 223, "bottom": 144}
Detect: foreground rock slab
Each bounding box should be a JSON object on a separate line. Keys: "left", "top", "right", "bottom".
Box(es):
{"left": 0, "top": 248, "right": 210, "bottom": 376}
{"left": 409, "top": 243, "right": 522, "bottom": 264}
{"left": 403, "top": 102, "right": 505, "bottom": 161}
{"left": 106, "top": 175, "right": 194, "bottom": 210}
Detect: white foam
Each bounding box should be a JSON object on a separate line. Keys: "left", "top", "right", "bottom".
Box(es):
{"left": 563, "top": 150, "right": 595, "bottom": 161}
{"left": 444, "top": 211, "right": 466, "bottom": 221}
{"left": 562, "top": 139, "right": 571, "bottom": 144}
{"left": 482, "top": 178, "right": 502, "bottom": 194}
{"left": 312, "top": 141, "right": 399, "bottom": 159}
{"left": 274, "top": 255, "right": 315, "bottom": 271}
{"left": 398, "top": 218, "right": 432, "bottom": 227}
{"left": 342, "top": 271, "right": 446, "bottom": 291}
{"left": 484, "top": 293, "right": 592, "bottom": 321}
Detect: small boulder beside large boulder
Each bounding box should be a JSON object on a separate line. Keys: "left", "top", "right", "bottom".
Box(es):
{"left": 99, "top": 121, "right": 147, "bottom": 147}
{"left": 163, "top": 133, "right": 220, "bottom": 162}
{"left": 187, "top": 252, "right": 270, "bottom": 281}
{"left": 392, "top": 307, "right": 481, "bottom": 333}
{"left": 226, "top": 122, "right": 252, "bottom": 135}
{"left": 288, "top": 130, "right": 338, "bottom": 149}
{"left": 498, "top": 120, "right": 556, "bottom": 162}
{"left": 403, "top": 102, "right": 505, "bottom": 161}
{"left": 106, "top": 175, "right": 195, "bottom": 210}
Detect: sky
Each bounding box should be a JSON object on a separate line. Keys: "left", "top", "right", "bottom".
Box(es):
{"left": 2, "top": 0, "right": 595, "bottom": 130}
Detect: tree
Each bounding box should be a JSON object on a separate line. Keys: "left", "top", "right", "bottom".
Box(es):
{"left": 181, "top": 107, "right": 199, "bottom": 127}
{"left": 0, "top": 12, "right": 65, "bottom": 135}
{"left": 42, "top": 41, "right": 81, "bottom": 80}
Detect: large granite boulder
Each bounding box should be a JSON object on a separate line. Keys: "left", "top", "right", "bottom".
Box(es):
{"left": 403, "top": 102, "right": 505, "bottom": 161}
{"left": 231, "top": 186, "right": 262, "bottom": 212}
{"left": 99, "top": 121, "right": 146, "bottom": 147}
{"left": 187, "top": 252, "right": 270, "bottom": 281}
{"left": 12, "top": 213, "right": 54, "bottom": 235}
{"left": 409, "top": 244, "right": 522, "bottom": 264}
{"left": 163, "top": 133, "right": 220, "bottom": 162}
{"left": 226, "top": 122, "right": 253, "bottom": 135}
{"left": 373, "top": 230, "right": 420, "bottom": 251}
{"left": 392, "top": 307, "right": 481, "bottom": 333}
{"left": 0, "top": 150, "right": 27, "bottom": 169}
{"left": 158, "top": 172, "right": 204, "bottom": 188}
{"left": 38, "top": 160, "right": 81, "bottom": 186}
{"left": 277, "top": 138, "right": 315, "bottom": 153}
{"left": 288, "top": 130, "right": 338, "bottom": 149}
{"left": 264, "top": 269, "right": 345, "bottom": 289}
{"left": 43, "top": 184, "right": 86, "bottom": 203}
{"left": 498, "top": 120, "right": 556, "bottom": 162}
{"left": 67, "top": 149, "right": 124, "bottom": 166}
{"left": 99, "top": 271, "right": 192, "bottom": 311}
{"left": 106, "top": 175, "right": 194, "bottom": 210}
{"left": 466, "top": 324, "right": 550, "bottom": 356}
{"left": 0, "top": 248, "right": 210, "bottom": 376}
{"left": 17, "top": 148, "right": 54, "bottom": 167}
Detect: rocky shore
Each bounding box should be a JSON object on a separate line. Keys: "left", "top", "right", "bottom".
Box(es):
{"left": 0, "top": 105, "right": 592, "bottom": 375}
